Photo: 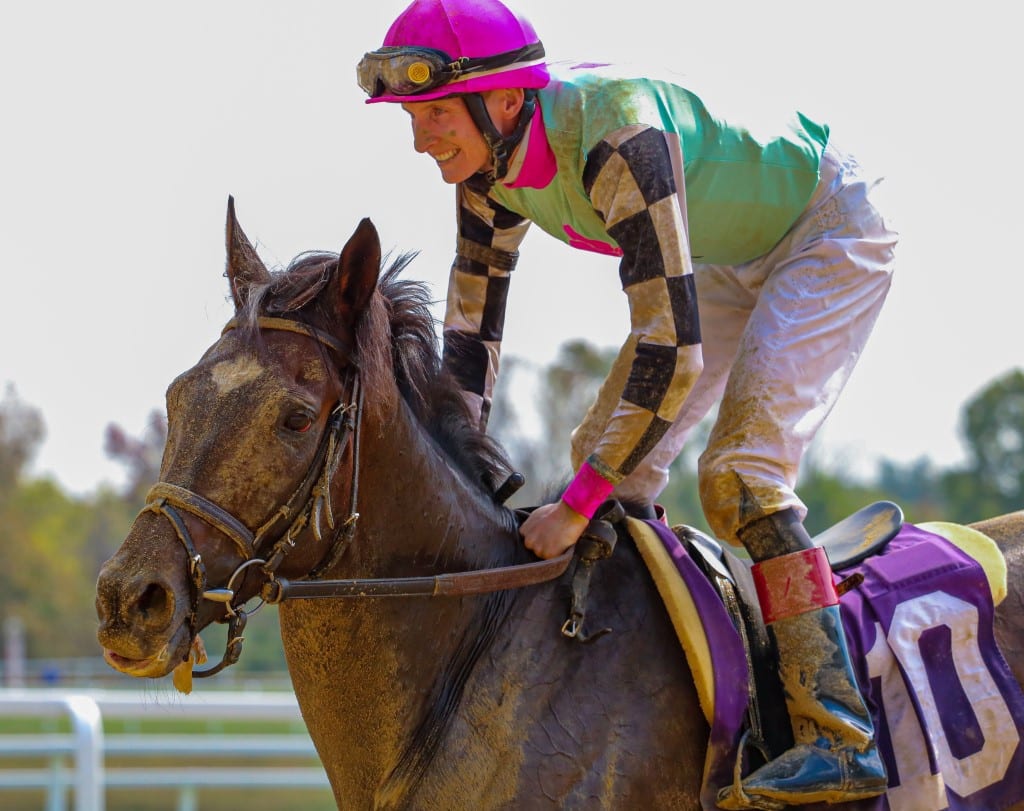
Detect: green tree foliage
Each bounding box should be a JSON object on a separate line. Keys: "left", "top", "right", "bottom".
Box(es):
{"left": 0, "top": 389, "right": 102, "bottom": 657}
{"left": 954, "top": 368, "right": 1024, "bottom": 519}
{"left": 0, "top": 384, "right": 44, "bottom": 498}
{"left": 4, "top": 479, "right": 122, "bottom": 657}
{"left": 797, "top": 457, "right": 889, "bottom": 536}
{"left": 875, "top": 457, "right": 946, "bottom": 523}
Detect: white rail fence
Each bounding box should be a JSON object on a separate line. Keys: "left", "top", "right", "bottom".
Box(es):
{"left": 0, "top": 688, "right": 331, "bottom": 811}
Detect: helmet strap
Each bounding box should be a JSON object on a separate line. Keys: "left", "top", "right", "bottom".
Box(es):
{"left": 463, "top": 89, "right": 538, "bottom": 186}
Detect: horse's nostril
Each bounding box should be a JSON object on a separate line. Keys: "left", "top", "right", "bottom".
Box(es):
{"left": 138, "top": 582, "right": 170, "bottom": 621}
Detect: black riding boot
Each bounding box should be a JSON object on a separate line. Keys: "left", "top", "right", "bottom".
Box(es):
{"left": 718, "top": 508, "right": 887, "bottom": 809}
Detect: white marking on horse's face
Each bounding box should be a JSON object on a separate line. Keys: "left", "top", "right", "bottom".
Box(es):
{"left": 209, "top": 356, "right": 266, "bottom": 395}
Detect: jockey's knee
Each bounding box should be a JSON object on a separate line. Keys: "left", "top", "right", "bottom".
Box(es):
{"left": 697, "top": 451, "right": 803, "bottom": 545}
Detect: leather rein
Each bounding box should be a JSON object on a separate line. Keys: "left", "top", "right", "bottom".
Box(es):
{"left": 140, "top": 315, "right": 572, "bottom": 677}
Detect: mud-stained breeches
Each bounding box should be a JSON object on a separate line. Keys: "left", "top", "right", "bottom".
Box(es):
{"left": 575, "top": 142, "right": 898, "bottom": 544}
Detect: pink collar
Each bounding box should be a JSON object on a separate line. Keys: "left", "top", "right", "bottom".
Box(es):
{"left": 503, "top": 105, "right": 557, "bottom": 190}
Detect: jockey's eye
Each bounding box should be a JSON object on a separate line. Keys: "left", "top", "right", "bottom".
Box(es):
{"left": 283, "top": 411, "right": 314, "bottom": 433}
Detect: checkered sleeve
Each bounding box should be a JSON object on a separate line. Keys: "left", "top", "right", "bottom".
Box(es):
{"left": 569, "top": 124, "right": 703, "bottom": 508}
{"left": 442, "top": 182, "right": 531, "bottom": 429}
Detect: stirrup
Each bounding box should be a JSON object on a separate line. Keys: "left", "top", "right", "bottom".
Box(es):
{"left": 716, "top": 730, "right": 784, "bottom": 811}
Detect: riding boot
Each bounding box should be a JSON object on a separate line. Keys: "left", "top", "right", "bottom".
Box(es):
{"left": 718, "top": 508, "right": 887, "bottom": 809}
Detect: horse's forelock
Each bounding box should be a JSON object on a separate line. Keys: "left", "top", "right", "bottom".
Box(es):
{"left": 232, "top": 252, "right": 338, "bottom": 343}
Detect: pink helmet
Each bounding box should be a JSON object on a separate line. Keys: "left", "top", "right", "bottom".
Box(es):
{"left": 358, "top": 0, "right": 549, "bottom": 104}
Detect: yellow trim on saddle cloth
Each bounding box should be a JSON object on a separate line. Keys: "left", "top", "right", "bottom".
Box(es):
{"left": 626, "top": 517, "right": 716, "bottom": 725}
{"left": 626, "top": 517, "right": 1007, "bottom": 727}
{"left": 917, "top": 521, "right": 1008, "bottom": 605}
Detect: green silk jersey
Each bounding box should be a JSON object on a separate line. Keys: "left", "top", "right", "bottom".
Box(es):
{"left": 490, "top": 61, "right": 829, "bottom": 266}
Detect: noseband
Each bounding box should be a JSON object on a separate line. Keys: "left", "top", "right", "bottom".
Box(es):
{"left": 140, "top": 316, "right": 363, "bottom": 677}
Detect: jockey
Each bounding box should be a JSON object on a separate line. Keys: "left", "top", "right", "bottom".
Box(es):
{"left": 357, "top": 0, "right": 896, "bottom": 806}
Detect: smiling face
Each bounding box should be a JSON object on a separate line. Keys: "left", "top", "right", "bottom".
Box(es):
{"left": 402, "top": 89, "right": 524, "bottom": 184}
{"left": 402, "top": 96, "right": 491, "bottom": 184}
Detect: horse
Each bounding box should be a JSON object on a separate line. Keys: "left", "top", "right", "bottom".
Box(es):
{"left": 96, "top": 202, "right": 1024, "bottom": 810}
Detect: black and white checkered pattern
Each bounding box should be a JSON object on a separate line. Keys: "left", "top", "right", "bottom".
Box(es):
{"left": 443, "top": 123, "right": 702, "bottom": 481}
{"left": 442, "top": 187, "right": 530, "bottom": 427}
{"left": 582, "top": 124, "right": 702, "bottom": 479}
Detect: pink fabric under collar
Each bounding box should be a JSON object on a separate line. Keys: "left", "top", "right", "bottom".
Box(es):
{"left": 503, "top": 105, "right": 557, "bottom": 190}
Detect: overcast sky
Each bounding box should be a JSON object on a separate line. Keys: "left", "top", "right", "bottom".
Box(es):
{"left": 2, "top": 0, "right": 1021, "bottom": 496}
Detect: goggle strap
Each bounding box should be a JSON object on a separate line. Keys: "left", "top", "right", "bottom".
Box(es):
{"left": 449, "top": 56, "right": 546, "bottom": 84}
{"left": 453, "top": 41, "right": 546, "bottom": 77}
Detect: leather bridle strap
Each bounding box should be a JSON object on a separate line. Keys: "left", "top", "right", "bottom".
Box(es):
{"left": 135, "top": 315, "right": 361, "bottom": 678}
{"left": 222, "top": 315, "right": 354, "bottom": 360}
{"left": 261, "top": 547, "right": 575, "bottom": 602}
{"left": 141, "top": 496, "right": 208, "bottom": 637}
{"left": 145, "top": 482, "right": 256, "bottom": 559}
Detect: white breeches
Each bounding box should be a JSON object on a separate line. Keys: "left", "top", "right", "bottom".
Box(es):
{"left": 609, "top": 143, "right": 897, "bottom": 543}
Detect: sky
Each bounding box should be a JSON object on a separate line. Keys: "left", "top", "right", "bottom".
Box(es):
{"left": 1, "top": 0, "right": 1021, "bottom": 496}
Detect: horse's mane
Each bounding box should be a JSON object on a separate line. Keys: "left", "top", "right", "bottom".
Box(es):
{"left": 236, "top": 251, "right": 516, "bottom": 499}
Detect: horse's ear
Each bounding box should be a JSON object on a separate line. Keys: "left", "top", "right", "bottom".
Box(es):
{"left": 225, "top": 196, "right": 270, "bottom": 310}
{"left": 334, "top": 218, "right": 381, "bottom": 321}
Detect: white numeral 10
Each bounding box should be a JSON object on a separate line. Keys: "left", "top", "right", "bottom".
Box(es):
{"left": 865, "top": 591, "right": 1019, "bottom": 810}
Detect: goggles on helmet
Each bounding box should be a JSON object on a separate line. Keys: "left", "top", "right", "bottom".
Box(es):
{"left": 357, "top": 41, "right": 545, "bottom": 99}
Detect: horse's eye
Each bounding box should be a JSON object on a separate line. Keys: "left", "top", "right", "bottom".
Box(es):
{"left": 283, "top": 412, "right": 314, "bottom": 433}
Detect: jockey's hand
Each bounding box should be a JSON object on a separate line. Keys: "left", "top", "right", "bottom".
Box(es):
{"left": 521, "top": 501, "right": 589, "bottom": 560}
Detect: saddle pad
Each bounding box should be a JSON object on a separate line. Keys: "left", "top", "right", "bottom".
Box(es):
{"left": 627, "top": 518, "right": 751, "bottom": 806}
{"left": 629, "top": 517, "right": 718, "bottom": 724}
{"left": 916, "top": 520, "right": 1007, "bottom": 605}
{"left": 631, "top": 517, "right": 1024, "bottom": 811}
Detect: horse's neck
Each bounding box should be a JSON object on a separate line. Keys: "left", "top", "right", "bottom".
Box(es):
{"left": 355, "top": 397, "right": 518, "bottom": 576}
{"left": 285, "top": 395, "right": 522, "bottom": 803}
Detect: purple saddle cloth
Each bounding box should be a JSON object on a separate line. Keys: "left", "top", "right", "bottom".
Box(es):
{"left": 644, "top": 520, "right": 1024, "bottom": 811}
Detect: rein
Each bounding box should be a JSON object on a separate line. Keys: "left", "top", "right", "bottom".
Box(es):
{"left": 260, "top": 549, "right": 573, "bottom": 602}
{"left": 141, "top": 315, "right": 572, "bottom": 677}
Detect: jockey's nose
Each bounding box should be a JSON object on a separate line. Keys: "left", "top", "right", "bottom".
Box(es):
{"left": 412, "top": 123, "right": 435, "bottom": 154}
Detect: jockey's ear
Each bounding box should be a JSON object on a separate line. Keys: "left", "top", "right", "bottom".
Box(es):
{"left": 224, "top": 196, "right": 270, "bottom": 311}
{"left": 333, "top": 217, "right": 381, "bottom": 323}
{"left": 487, "top": 87, "right": 525, "bottom": 137}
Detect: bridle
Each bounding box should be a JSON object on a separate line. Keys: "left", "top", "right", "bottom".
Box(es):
{"left": 140, "top": 315, "right": 363, "bottom": 676}
{"left": 140, "top": 315, "right": 574, "bottom": 677}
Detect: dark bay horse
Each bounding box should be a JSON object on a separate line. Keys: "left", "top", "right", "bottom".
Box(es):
{"left": 96, "top": 203, "right": 1024, "bottom": 810}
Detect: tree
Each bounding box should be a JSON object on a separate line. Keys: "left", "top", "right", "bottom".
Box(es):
{"left": 490, "top": 341, "right": 619, "bottom": 505}
{"left": 958, "top": 368, "right": 1024, "bottom": 516}
{"left": 796, "top": 456, "right": 890, "bottom": 536}
{"left": 0, "top": 389, "right": 107, "bottom": 658}
{"left": 104, "top": 409, "right": 168, "bottom": 505}
{"left": 0, "top": 384, "right": 45, "bottom": 499}
{"left": 874, "top": 457, "right": 946, "bottom": 523}
{"left": 490, "top": 342, "right": 712, "bottom": 528}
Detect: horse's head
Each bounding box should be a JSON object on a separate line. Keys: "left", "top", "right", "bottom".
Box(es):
{"left": 95, "top": 198, "right": 381, "bottom": 682}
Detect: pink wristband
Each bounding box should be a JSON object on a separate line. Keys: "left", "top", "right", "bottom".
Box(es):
{"left": 752, "top": 547, "right": 839, "bottom": 624}
{"left": 561, "top": 462, "right": 616, "bottom": 519}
